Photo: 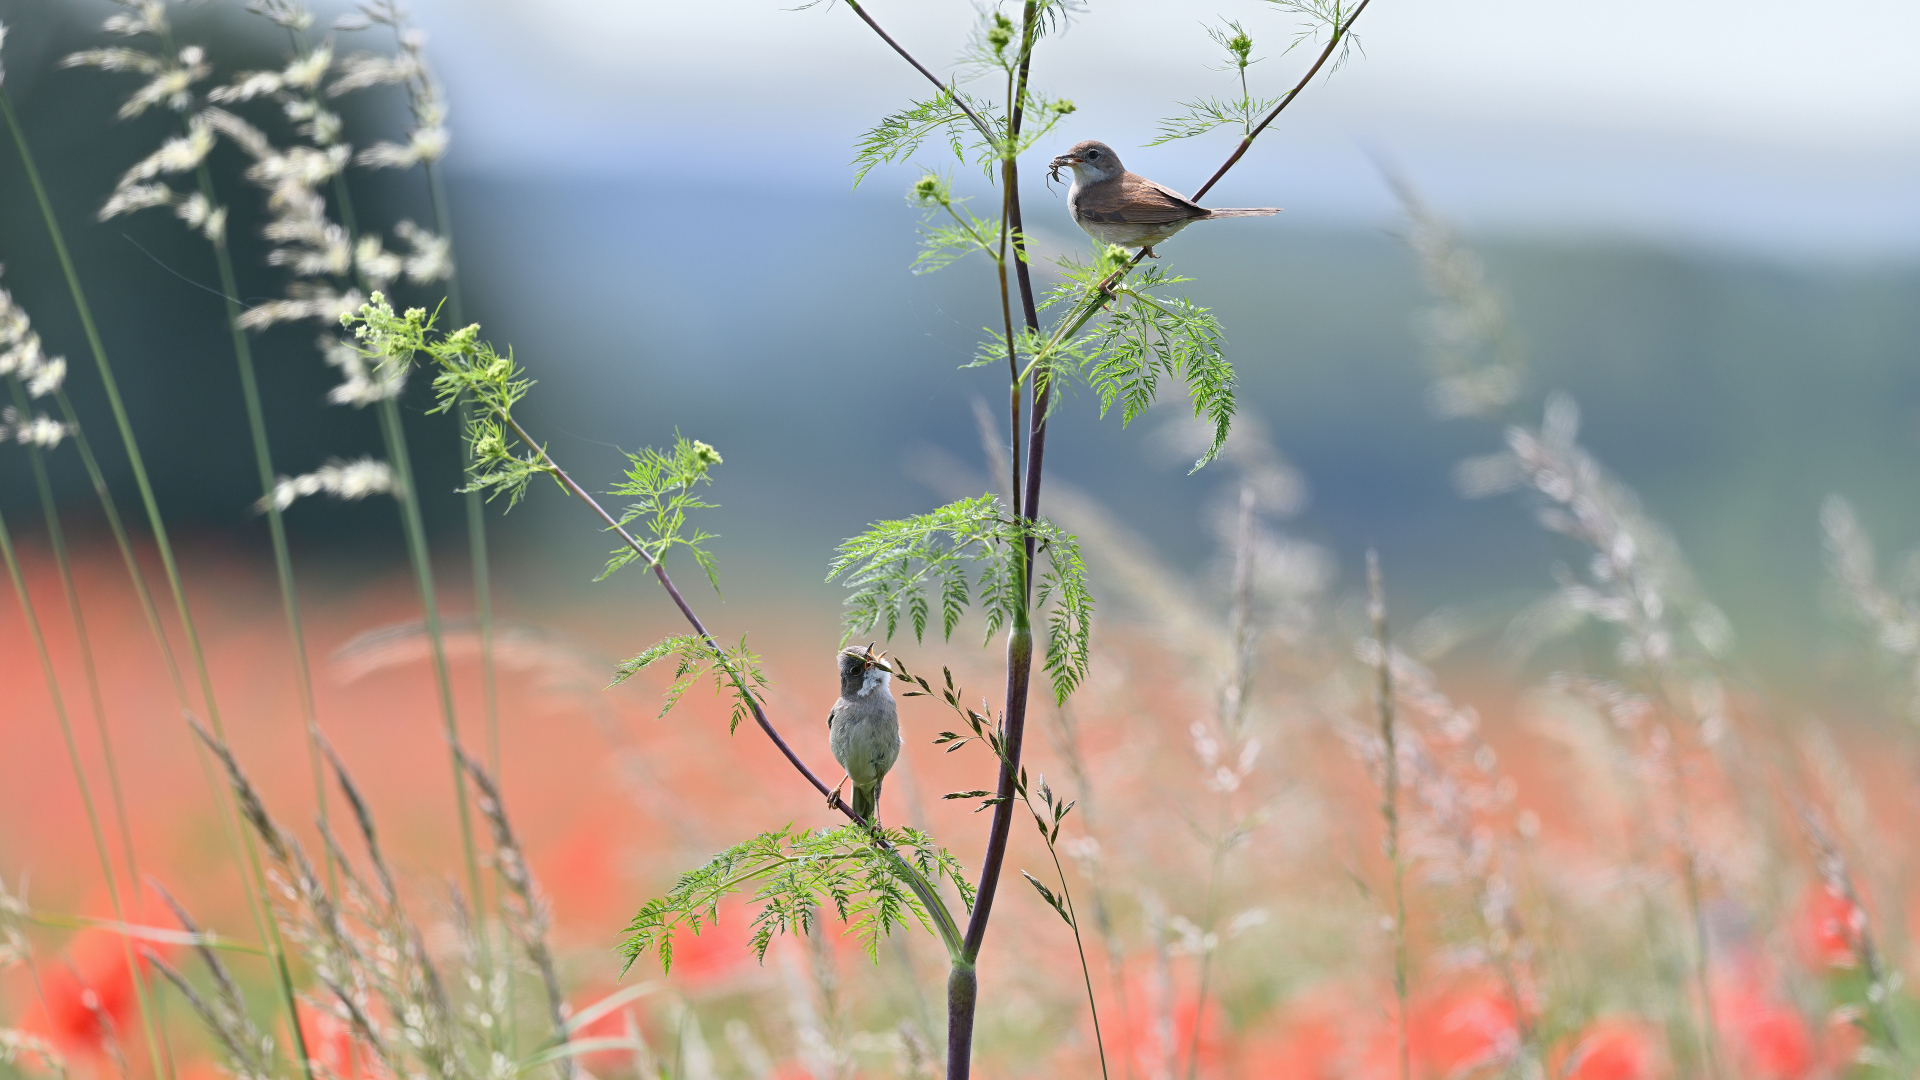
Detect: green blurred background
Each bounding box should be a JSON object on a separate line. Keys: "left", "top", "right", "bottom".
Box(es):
{"left": 1, "top": 0, "right": 1917, "bottom": 683}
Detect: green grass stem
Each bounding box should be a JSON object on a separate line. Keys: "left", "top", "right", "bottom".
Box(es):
{"left": 376, "top": 393, "right": 487, "bottom": 914}
{"left": 0, "top": 499, "right": 170, "bottom": 1080}
{"left": 7, "top": 379, "right": 138, "bottom": 890}
{"left": 0, "top": 82, "right": 312, "bottom": 1080}
{"left": 189, "top": 157, "right": 333, "bottom": 894}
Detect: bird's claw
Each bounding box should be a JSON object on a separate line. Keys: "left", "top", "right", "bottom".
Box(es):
{"left": 828, "top": 775, "right": 847, "bottom": 810}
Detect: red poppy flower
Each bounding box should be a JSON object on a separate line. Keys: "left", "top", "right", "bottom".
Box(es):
{"left": 1792, "top": 883, "right": 1862, "bottom": 971}
{"left": 1115, "top": 973, "right": 1224, "bottom": 1078}
{"left": 1244, "top": 1006, "right": 1344, "bottom": 1080}
{"left": 296, "top": 1002, "right": 369, "bottom": 1080}
{"left": 1358, "top": 983, "right": 1521, "bottom": 1079}
{"left": 20, "top": 929, "right": 154, "bottom": 1061}
{"left": 1552, "top": 1018, "right": 1667, "bottom": 1080}
{"left": 1716, "top": 985, "right": 1814, "bottom": 1080}
{"left": 661, "top": 902, "right": 757, "bottom": 989}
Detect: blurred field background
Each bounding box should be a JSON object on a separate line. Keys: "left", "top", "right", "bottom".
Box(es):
{"left": 2, "top": 1, "right": 1919, "bottom": 1078}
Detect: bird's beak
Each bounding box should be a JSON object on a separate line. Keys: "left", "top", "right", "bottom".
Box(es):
{"left": 1050, "top": 154, "right": 1081, "bottom": 169}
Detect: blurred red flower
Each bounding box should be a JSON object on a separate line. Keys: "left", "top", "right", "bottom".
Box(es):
{"left": 1116, "top": 972, "right": 1224, "bottom": 1078}
{"left": 1358, "top": 982, "right": 1520, "bottom": 1080}
{"left": 174, "top": 1057, "right": 228, "bottom": 1080}
{"left": 536, "top": 820, "right": 629, "bottom": 928}
{"left": 296, "top": 1002, "right": 369, "bottom": 1080}
{"left": 1716, "top": 983, "right": 1814, "bottom": 1080}
{"left": 661, "top": 902, "right": 756, "bottom": 989}
{"left": 1243, "top": 1005, "right": 1344, "bottom": 1080}
{"left": 1551, "top": 1017, "right": 1668, "bottom": 1080}
{"left": 19, "top": 928, "right": 156, "bottom": 1062}
{"left": 1792, "top": 883, "right": 1862, "bottom": 971}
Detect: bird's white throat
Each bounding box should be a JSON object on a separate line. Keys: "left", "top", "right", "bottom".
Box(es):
{"left": 858, "top": 667, "right": 891, "bottom": 697}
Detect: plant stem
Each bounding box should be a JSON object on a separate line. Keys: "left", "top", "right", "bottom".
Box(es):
{"left": 1184, "top": 846, "right": 1225, "bottom": 1080}
{"left": 423, "top": 159, "right": 500, "bottom": 782}
{"left": 191, "top": 158, "right": 333, "bottom": 896}
{"left": 1670, "top": 748, "right": 1721, "bottom": 1080}
{"left": 1049, "top": 704, "right": 1136, "bottom": 1080}
{"left": 1369, "top": 551, "right": 1411, "bottom": 1080}
{"left": 0, "top": 501, "right": 170, "bottom": 1080}
{"left": 50, "top": 389, "right": 186, "bottom": 700}
{"left": 949, "top": 9, "right": 1047, "bottom": 1078}
{"left": 1047, "top": 841, "right": 1110, "bottom": 1080}
{"left": 1189, "top": 0, "right": 1372, "bottom": 203}
{"left": 2, "top": 81, "right": 310, "bottom": 1080}
{"left": 835, "top": 2, "right": 1376, "bottom": 1074}
{"left": 7, "top": 379, "right": 138, "bottom": 890}
{"left": 485, "top": 411, "right": 966, "bottom": 957}
{"left": 1186, "top": 488, "right": 1258, "bottom": 1080}
{"left": 376, "top": 395, "right": 488, "bottom": 914}
{"left": 841, "top": 1, "right": 995, "bottom": 141}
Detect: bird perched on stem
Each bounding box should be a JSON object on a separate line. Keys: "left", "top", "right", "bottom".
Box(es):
{"left": 828, "top": 644, "right": 901, "bottom": 825}
{"left": 1050, "top": 139, "right": 1280, "bottom": 258}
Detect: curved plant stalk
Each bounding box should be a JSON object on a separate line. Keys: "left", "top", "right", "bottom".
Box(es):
{"left": 374, "top": 393, "right": 488, "bottom": 919}
{"left": 392, "top": 302, "right": 970, "bottom": 961}
{"left": 0, "top": 76, "right": 313, "bottom": 1080}
{"left": 185, "top": 150, "right": 334, "bottom": 891}
{"left": 1369, "top": 552, "right": 1412, "bottom": 1080}
{"left": 834, "top": 2, "right": 1375, "bottom": 1075}
{"left": 490, "top": 409, "right": 968, "bottom": 961}
{"left": 0, "top": 499, "right": 173, "bottom": 1080}
{"left": 5, "top": 379, "right": 138, "bottom": 889}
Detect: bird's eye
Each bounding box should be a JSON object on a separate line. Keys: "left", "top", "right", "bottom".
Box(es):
{"left": 1087, "top": 149, "right": 1101, "bottom": 158}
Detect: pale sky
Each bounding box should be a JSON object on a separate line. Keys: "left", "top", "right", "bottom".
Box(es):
{"left": 418, "top": 0, "right": 1920, "bottom": 256}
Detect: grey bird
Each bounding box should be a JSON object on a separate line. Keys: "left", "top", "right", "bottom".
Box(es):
{"left": 1049, "top": 139, "right": 1280, "bottom": 258}
{"left": 827, "top": 644, "right": 901, "bottom": 824}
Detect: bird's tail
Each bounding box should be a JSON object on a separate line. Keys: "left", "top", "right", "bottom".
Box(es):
{"left": 853, "top": 780, "right": 882, "bottom": 824}
{"left": 1203, "top": 207, "right": 1282, "bottom": 218}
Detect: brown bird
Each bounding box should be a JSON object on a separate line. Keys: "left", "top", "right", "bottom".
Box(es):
{"left": 1049, "top": 139, "right": 1280, "bottom": 258}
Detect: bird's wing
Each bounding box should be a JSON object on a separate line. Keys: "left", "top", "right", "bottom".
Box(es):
{"left": 827, "top": 704, "right": 837, "bottom": 729}
{"left": 1076, "top": 173, "right": 1208, "bottom": 225}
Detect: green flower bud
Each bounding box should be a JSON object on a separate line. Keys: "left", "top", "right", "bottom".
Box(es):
{"left": 1051, "top": 99, "right": 1077, "bottom": 115}
{"left": 987, "top": 12, "right": 1016, "bottom": 54}
{"left": 911, "top": 174, "right": 946, "bottom": 206}
{"left": 691, "top": 440, "right": 723, "bottom": 467}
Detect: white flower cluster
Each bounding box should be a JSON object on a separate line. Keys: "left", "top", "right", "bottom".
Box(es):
{"left": 256, "top": 456, "right": 396, "bottom": 512}
{"left": 0, "top": 287, "right": 66, "bottom": 400}
{"left": 0, "top": 407, "right": 69, "bottom": 449}
{"left": 63, "top": 0, "right": 208, "bottom": 120}
{"left": 327, "top": 14, "right": 450, "bottom": 172}
{"left": 97, "top": 114, "right": 230, "bottom": 243}
{"left": 320, "top": 333, "right": 405, "bottom": 407}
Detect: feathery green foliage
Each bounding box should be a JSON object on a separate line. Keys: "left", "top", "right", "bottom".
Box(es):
{"left": 1045, "top": 259, "right": 1237, "bottom": 471}
{"left": 827, "top": 495, "right": 1093, "bottom": 703}
{"left": 851, "top": 7, "right": 1078, "bottom": 191}
{"left": 1261, "top": 0, "right": 1367, "bottom": 67}
{"left": 908, "top": 172, "right": 1006, "bottom": 275}
{"left": 1150, "top": 21, "right": 1280, "bottom": 145}
{"left": 611, "top": 633, "right": 771, "bottom": 735}
{"left": 852, "top": 91, "right": 993, "bottom": 188}
{"left": 347, "top": 294, "right": 551, "bottom": 511}
{"left": 352, "top": 295, "right": 726, "bottom": 592}
{"left": 599, "top": 438, "right": 726, "bottom": 589}
{"left": 617, "top": 824, "right": 976, "bottom": 975}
